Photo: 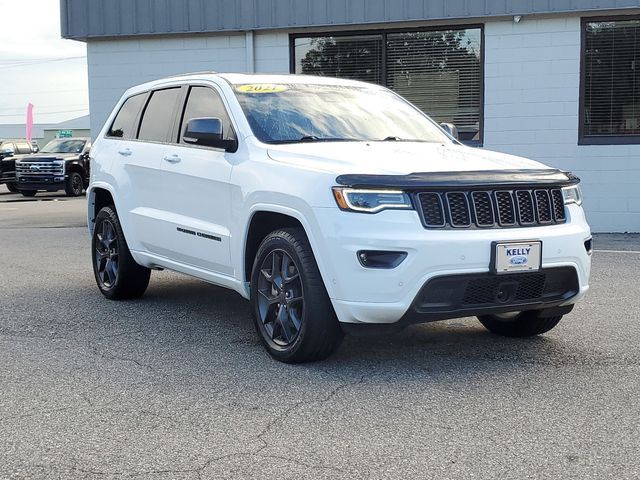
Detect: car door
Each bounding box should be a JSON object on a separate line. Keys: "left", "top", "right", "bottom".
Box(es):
{"left": 154, "top": 84, "right": 236, "bottom": 275}
{"left": 122, "top": 87, "right": 183, "bottom": 255}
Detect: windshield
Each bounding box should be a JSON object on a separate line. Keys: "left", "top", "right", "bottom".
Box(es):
{"left": 233, "top": 83, "right": 451, "bottom": 145}
{"left": 40, "top": 139, "right": 86, "bottom": 154}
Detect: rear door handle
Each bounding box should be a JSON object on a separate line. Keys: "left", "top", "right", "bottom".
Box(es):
{"left": 164, "top": 154, "right": 182, "bottom": 164}
{"left": 118, "top": 148, "right": 132, "bottom": 157}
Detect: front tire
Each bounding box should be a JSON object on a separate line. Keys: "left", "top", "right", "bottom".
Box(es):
{"left": 6, "top": 182, "right": 18, "bottom": 193}
{"left": 65, "top": 171, "right": 84, "bottom": 196}
{"left": 478, "top": 310, "right": 563, "bottom": 337}
{"left": 92, "top": 206, "right": 151, "bottom": 300}
{"left": 250, "top": 228, "right": 343, "bottom": 363}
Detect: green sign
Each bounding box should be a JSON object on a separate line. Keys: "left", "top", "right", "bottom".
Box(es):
{"left": 58, "top": 130, "right": 73, "bottom": 138}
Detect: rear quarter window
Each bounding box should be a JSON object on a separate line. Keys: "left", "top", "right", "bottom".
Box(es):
{"left": 107, "top": 93, "right": 146, "bottom": 139}
{"left": 16, "top": 143, "right": 32, "bottom": 154}
{"left": 137, "top": 88, "right": 182, "bottom": 143}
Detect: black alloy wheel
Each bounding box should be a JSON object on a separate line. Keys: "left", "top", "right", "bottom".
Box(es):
{"left": 66, "top": 171, "right": 83, "bottom": 196}
{"left": 256, "top": 249, "right": 304, "bottom": 347}
{"left": 92, "top": 206, "right": 150, "bottom": 300}
{"left": 250, "top": 228, "right": 343, "bottom": 363}
{"left": 95, "top": 218, "right": 119, "bottom": 289}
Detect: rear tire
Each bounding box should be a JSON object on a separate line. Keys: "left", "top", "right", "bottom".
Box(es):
{"left": 65, "top": 171, "right": 84, "bottom": 196}
{"left": 20, "top": 190, "right": 37, "bottom": 197}
{"left": 6, "top": 182, "right": 18, "bottom": 193}
{"left": 478, "top": 310, "right": 563, "bottom": 337}
{"left": 92, "top": 206, "right": 151, "bottom": 300}
{"left": 250, "top": 228, "right": 343, "bottom": 363}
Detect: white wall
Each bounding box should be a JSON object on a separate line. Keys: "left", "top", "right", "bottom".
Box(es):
{"left": 86, "top": 31, "right": 290, "bottom": 136}
{"left": 86, "top": 19, "right": 640, "bottom": 232}
{"left": 484, "top": 16, "right": 640, "bottom": 232}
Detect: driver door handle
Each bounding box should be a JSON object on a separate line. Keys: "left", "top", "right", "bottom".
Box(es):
{"left": 164, "top": 154, "right": 182, "bottom": 164}
{"left": 118, "top": 148, "right": 132, "bottom": 157}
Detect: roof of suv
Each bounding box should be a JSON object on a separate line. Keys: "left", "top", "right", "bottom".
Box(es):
{"left": 134, "top": 72, "right": 382, "bottom": 93}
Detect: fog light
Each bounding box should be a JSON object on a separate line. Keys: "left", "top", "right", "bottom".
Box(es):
{"left": 584, "top": 238, "right": 593, "bottom": 255}
{"left": 357, "top": 250, "right": 407, "bottom": 269}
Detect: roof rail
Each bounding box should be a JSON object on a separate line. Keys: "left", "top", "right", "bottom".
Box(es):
{"left": 169, "top": 71, "right": 218, "bottom": 78}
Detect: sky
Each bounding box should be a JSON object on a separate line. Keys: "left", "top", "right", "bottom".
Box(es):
{"left": 0, "top": 0, "right": 89, "bottom": 125}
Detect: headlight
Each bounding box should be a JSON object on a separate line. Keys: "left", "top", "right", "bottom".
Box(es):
{"left": 332, "top": 188, "right": 413, "bottom": 213}
{"left": 562, "top": 185, "right": 583, "bottom": 206}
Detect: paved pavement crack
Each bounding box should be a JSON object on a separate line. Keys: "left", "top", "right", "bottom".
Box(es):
{"left": 0, "top": 406, "right": 76, "bottom": 424}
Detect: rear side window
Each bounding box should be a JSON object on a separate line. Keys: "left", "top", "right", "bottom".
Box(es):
{"left": 138, "top": 88, "right": 181, "bottom": 143}
{"left": 16, "top": 143, "right": 32, "bottom": 154}
{"left": 108, "top": 93, "right": 146, "bottom": 139}
{"left": 180, "top": 86, "right": 236, "bottom": 145}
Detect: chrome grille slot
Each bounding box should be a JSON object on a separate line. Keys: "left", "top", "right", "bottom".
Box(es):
{"left": 417, "top": 192, "right": 445, "bottom": 227}
{"left": 551, "top": 189, "right": 566, "bottom": 222}
{"left": 471, "top": 191, "right": 494, "bottom": 227}
{"left": 495, "top": 191, "right": 516, "bottom": 226}
{"left": 445, "top": 192, "right": 471, "bottom": 227}
{"left": 534, "top": 190, "right": 553, "bottom": 223}
{"left": 515, "top": 190, "right": 535, "bottom": 225}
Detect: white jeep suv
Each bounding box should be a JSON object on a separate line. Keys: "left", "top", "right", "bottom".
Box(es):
{"left": 88, "top": 73, "right": 591, "bottom": 363}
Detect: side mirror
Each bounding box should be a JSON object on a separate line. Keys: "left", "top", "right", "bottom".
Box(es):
{"left": 184, "top": 118, "right": 226, "bottom": 149}
{"left": 440, "top": 123, "right": 459, "bottom": 141}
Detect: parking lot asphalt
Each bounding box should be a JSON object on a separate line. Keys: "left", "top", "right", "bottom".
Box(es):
{"left": 1, "top": 184, "right": 639, "bottom": 480}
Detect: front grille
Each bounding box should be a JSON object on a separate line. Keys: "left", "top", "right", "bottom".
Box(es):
{"left": 16, "top": 161, "right": 63, "bottom": 176}
{"left": 461, "top": 273, "right": 546, "bottom": 305}
{"left": 417, "top": 188, "right": 566, "bottom": 229}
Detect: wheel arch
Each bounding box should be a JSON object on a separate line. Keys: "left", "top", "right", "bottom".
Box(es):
{"left": 88, "top": 184, "right": 116, "bottom": 235}
{"left": 67, "top": 162, "right": 84, "bottom": 175}
{"left": 243, "top": 210, "right": 305, "bottom": 283}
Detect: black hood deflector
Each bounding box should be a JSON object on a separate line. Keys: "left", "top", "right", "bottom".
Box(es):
{"left": 335, "top": 169, "right": 580, "bottom": 190}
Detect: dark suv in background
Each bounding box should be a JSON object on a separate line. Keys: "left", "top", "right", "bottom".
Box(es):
{"left": 15, "top": 137, "right": 91, "bottom": 197}
{"left": 1, "top": 140, "right": 36, "bottom": 193}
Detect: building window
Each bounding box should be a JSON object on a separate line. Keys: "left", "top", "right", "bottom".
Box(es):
{"left": 292, "top": 27, "right": 483, "bottom": 145}
{"left": 581, "top": 17, "right": 640, "bottom": 145}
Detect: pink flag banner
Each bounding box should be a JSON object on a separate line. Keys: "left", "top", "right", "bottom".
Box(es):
{"left": 26, "top": 103, "right": 34, "bottom": 143}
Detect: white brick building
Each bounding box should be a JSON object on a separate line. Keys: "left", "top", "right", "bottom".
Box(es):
{"left": 62, "top": 1, "right": 640, "bottom": 232}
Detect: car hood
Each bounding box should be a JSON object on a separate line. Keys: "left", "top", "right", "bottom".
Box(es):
{"left": 266, "top": 142, "right": 548, "bottom": 175}
{"left": 17, "top": 152, "right": 79, "bottom": 162}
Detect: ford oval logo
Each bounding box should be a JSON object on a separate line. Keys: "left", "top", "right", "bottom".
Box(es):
{"left": 30, "top": 165, "right": 41, "bottom": 171}
{"left": 510, "top": 255, "right": 528, "bottom": 266}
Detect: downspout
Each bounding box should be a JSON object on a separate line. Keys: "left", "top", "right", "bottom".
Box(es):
{"left": 245, "top": 30, "right": 255, "bottom": 73}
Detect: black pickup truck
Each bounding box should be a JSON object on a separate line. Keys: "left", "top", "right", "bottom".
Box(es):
{"left": 15, "top": 137, "right": 91, "bottom": 197}
{"left": 1, "top": 140, "right": 36, "bottom": 192}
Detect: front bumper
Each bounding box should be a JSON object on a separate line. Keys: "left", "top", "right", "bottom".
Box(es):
{"left": 17, "top": 175, "right": 66, "bottom": 191}
{"left": 311, "top": 204, "right": 591, "bottom": 325}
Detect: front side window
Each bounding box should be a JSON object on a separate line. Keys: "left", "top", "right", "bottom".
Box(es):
{"left": 1, "top": 143, "right": 15, "bottom": 156}
{"left": 293, "top": 27, "right": 483, "bottom": 144}
{"left": 233, "top": 83, "right": 450, "bottom": 145}
{"left": 108, "top": 93, "right": 146, "bottom": 139}
{"left": 179, "top": 86, "right": 236, "bottom": 146}
{"left": 581, "top": 17, "right": 640, "bottom": 144}
{"left": 138, "top": 88, "right": 181, "bottom": 143}
{"left": 40, "top": 139, "right": 86, "bottom": 154}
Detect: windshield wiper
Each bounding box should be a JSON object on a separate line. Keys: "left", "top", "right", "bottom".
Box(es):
{"left": 379, "top": 136, "right": 431, "bottom": 143}
{"left": 270, "top": 136, "right": 359, "bottom": 144}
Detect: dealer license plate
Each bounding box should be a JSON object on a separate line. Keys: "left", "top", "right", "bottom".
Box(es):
{"left": 492, "top": 241, "right": 542, "bottom": 274}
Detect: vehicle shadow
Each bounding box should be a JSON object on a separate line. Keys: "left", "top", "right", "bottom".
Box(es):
{"left": 126, "top": 275, "right": 589, "bottom": 382}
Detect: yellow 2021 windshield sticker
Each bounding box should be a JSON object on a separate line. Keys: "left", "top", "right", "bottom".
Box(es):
{"left": 235, "top": 84, "right": 288, "bottom": 94}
